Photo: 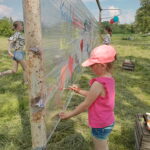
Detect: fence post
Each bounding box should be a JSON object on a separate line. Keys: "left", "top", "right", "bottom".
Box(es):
{"left": 22, "top": 0, "right": 47, "bottom": 149}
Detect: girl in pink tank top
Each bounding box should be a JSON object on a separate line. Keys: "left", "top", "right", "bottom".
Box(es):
{"left": 60, "top": 45, "right": 117, "bottom": 150}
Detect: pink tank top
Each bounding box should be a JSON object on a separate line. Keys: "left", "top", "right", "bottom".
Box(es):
{"left": 88, "top": 77, "right": 115, "bottom": 128}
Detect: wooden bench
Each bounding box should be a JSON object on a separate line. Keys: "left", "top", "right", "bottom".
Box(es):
{"left": 135, "top": 114, "right": 150, "bottom": 150}
{"left": 122, "top": 59, "right": 135, "bottom": 71}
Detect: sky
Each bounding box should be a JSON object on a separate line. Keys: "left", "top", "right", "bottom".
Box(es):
{"left": 0, "top": 0, "right": 140, "bottom": 24}
{"left": 0, "top": 0, "right": 23, "bottom": 20}
{"left": 82, "top": 0, "right": 140, "bottom": 24}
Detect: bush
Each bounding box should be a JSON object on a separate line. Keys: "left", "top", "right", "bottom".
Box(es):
{"left": 0, "top": 17, "right": 14, "bottom": 37}
{"left": 99, "top": 22, "right": 136, "bottom": 34}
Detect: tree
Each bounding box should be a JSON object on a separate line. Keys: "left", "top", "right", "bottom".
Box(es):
{"left": 99, "top": 22, "right": 135, "bottom": 34}
{"left": 135, "top": 0, "right": 150, "bottom": 33}
{"left": 0, "top": 17, "right": 14, "bottom": 37}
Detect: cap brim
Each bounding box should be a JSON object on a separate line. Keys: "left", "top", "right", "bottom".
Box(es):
{"left": 81, "top": 59, "right": 96, "bottom": 67}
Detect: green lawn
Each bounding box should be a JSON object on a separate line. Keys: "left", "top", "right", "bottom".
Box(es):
{"left": 0, "top": 34, "right": 150, "bottom": 150}
{"left": 0, "top": 37, "right": 31, "bottom": 150}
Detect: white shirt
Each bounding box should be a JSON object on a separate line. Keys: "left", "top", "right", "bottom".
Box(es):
{"left": 9, "top": 32, "right": 25, "bottom": 51}
{"left": 103, "top": 34, "right": 111, "bottom": 45}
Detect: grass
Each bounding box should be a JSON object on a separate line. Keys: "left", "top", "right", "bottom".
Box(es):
{"left": 0, "top": 34, "right": 150, "bottom": 150}
{"left": 0, "top": 37, "right": 31, "bottom": 150}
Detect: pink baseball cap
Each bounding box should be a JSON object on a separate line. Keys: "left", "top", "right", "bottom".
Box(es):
{"left": 82, "top": 45, "right": 116, "bottom": 67}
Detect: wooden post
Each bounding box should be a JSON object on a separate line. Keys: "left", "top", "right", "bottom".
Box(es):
{"left": 99, "top": 11, "right": 102, "bottom": 23}
{"left": 96, "top": 0, "right": 102, "bottom": 23}
{"left": 23, "top": 0, "right": 47, "bottom": 149}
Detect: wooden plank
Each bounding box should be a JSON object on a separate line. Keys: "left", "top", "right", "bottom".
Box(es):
{"left": 135, "top": 114, "right": 150, "bottom": 150}
{"left": 135, "top": 125, "right": 142, "bottom": 146}
{"left": 122, "top": 66, "right": 134, "bottom": 71}
{"left": 135, "top": 131, "right": 140, "bottom": 150}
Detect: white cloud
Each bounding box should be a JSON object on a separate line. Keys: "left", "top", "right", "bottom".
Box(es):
{"left": 0, "top": 5, "right": 13, "bottom": 17}
{"left": 101, "top": 6, "right": 135, "bottom": 24}
{"left": 119, "top": 10, "right": 135, "bottom": 24}
{"left": 0, "top": 4, "right": 23, "bottom": 20}
{"left": 108, "top": 6, "right": 135, "bottom": 24}
{"left": 108, "top": 6, "right": 120, "bottom": 17}
{"left": 101, "top": 6, "right": 120, "bottom": 19}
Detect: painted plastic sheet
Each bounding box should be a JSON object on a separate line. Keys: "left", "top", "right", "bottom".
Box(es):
{"left": 40, "top": 0, "right": 100, "bottom": 140}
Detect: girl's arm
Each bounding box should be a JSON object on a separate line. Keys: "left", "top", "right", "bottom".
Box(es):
{"left": 8, "top": 33, "right": 18, "bottom": 57}
{"left": 68, "top": 85, "right": 89, "bottom": 97}
{"left": 78, "top": 89, "right": 89, "bottom": 97}
{"left": 8, "top": 40, "right": 14, "bottom": 57}
{"left": 60, "top": 81, "right": 104, "bottom": 119}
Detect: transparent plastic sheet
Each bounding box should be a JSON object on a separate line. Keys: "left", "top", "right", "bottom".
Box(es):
{"left": 40, "top": 0, "right": 100, "bottom": 141}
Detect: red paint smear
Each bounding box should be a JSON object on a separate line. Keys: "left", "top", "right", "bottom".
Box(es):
{"left": 68, "top": 56, "right": 74, "bottom": 78}
{"left": 72, "top": 16, "right": 84, "bottom": 29}
{"left": 59, "top": 65, "right": 67, "bottom": 91}
{"left": 80, "top": 39, "right": 84, "bottom": 52}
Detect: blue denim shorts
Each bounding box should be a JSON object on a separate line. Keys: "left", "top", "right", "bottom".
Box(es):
{"left": 91, "top": 123, "right": 114, "bottom": 140}
{"left": 13, "top": 50, "right": 25, "bottom": 61}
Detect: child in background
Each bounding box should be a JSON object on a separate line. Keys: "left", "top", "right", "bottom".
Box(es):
{"left": 60, "top": 45, "right": 116, "bottom": 150}
{"left": 0, "top": 21, "right": 27, "bottom": 83}
{"left": 101, "top": 26, "right": 112, "bottom": 45}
